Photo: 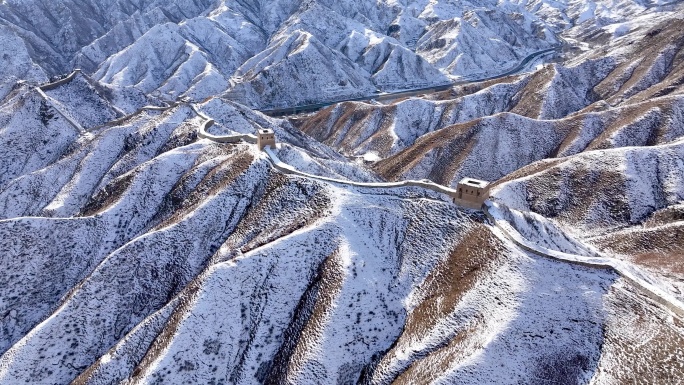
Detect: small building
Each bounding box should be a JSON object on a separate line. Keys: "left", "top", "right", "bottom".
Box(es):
{"left": 257, "top": 128, "right": 276, "bottom": 151}
{"left": 453, "top": 178, "right": 490, "bottom": 209}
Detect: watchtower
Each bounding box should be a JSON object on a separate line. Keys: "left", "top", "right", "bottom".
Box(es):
{"left": 453, "top": 178, "right": 490, "bottom": 209}
{"left": 257, "top": 128, "right": 276, "bottom": 151}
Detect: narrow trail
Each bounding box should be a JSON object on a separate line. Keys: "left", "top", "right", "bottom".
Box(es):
{"left": 484, "top": 202, "right": 684, "bottom": 318}
{"left": 34, "top": 88, "right": 85, "bottom": 134}
{"left": 263, "top": 146, "right": 458, "bottom": 195}
{"left": 35, "top": 69, "right": 117, "bottom": 135}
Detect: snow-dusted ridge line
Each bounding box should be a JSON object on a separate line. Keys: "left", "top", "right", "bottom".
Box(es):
{"left": 484, "top": 201, "right": 684, "bottom": 318}
{"left": 136, "top": 104, "right": 684, "bottom": 320}
{"left": 188, "top": 110, "right": 458, "bottom": 194}
{"left": 38, "top": 69, "right": 82, "bottom": 91}
{"left": 265, "top": 140, "right": 684, "bottom": 319}
{"left": 49, "top": 69, "right": 127, "bottom": 115}
{"left": 35, "top": 68, "right": 127, "bottom": 133}
{"left": 263, "top": 143, "right": 684, "bottom": 319}
{"left": 87, "top": 103, "right": 182, "bottom": 131}
{"left": 191, "top": 104, "right": 258, "bottom": 144}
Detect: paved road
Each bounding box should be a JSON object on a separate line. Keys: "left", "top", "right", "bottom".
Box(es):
{"left": 259, "top": 47, "right": 559, "bottom": 117}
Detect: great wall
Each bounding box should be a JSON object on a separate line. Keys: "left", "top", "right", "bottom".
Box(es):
{"left": 31, "top": 69, "right": 684, "bottom": 319}
{"left": 35, "top": 87, "right": 86, "bottom": 134}
{"left": 193, "top": 109, "right": 684, "bottom": 318}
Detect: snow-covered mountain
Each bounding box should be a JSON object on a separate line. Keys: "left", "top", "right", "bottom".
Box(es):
{"left": 0, "top": 0, "right": 683, "bottom": 384}
{"left": 301, "top": 9, "right": 684, "bottom": 182}
{"left": 0, "top": 0, "right": 563, "bottom": 107}
{"left": 294, "top": 5, "right": 684, "bottom": 335}
{"left": 0, "top": 82, "right": 681, "bottom": 384}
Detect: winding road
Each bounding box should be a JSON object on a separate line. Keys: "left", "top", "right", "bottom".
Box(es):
{"left": 259, "top": 46, "right": 559, "bottom": 117}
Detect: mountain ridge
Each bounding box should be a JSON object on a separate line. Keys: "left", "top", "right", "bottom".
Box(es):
{"left": 0, "top": 0, "right": 683, "bottom": 384}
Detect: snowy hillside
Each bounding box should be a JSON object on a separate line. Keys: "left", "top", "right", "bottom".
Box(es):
{"left": 2, "top": 0, "right": 673, "bottom": 109}
{"left": 298, "top": 10, "right": 684, "bottom": 184}
{"left": 0, "top": 0, "right": 564, "bottom": 108}
{"left": 0, "top": 69, "right": 679, "bottom": 383}
{"left": 0, "top": 0, "right": 683, "bottom": 384}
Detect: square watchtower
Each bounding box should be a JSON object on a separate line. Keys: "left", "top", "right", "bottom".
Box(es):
{"left": 257, "top": 128, "right": 276, "bottom": 151}
{"left": 453, "top": 178, "right": 490, "bottom": 209}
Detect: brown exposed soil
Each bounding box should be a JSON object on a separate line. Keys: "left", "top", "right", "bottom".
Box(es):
{"left": 428, "top": 74, "right": 524, "bottom": 102}
{"left": 597, "top": 18, "right": 684, "bottom": 106}
{"left": 391, "top": 322, "right": 480, "bottom": 385}
{"left": 489, "top": 157, "right": 565, "bottom": 189}
{"left": 644, "top": 205, "right": 684, "bottom": 227}
{"left": 156, "top": 120, "right": 199, "bottom": 155}
{"left": 298, "top": 102, "right": 399, "bottom": 156}
{"left": 364, "top": 224, "right": 506, "bottom": 384}
{"left": 73, "top": 282, "right": 201, "bottom": 385}
{"left": 406, "top": 224, "right": 504, "bottom": 332}
{"left": 154, "top": 146, "right": 255, "bottom": 230}
{"left": 125, "top": 282, "right": 202, "bottom": 383}
{"left": 588, "top": 101, "right": 669, "bottom": 150}
{"left": 80, "top": 172, "right": 136, "bottom": 217}
{"left": 372, "top": 119, "right": 481, "bottom": 183}
{"left": 535, "top": 164, "right": 629, "bottom": 225}
{"left": 634, "top": 251, "right": 684, "bottom": 276}
{"left": 591, "top": 223, "right": 684, "bottom": 276}
{"left": 265, "top": 247, "right": 345, "bottom": 384}
{"left": 217, "top": 173, "right": 332, "bottom": 259}
{"left": 509, "top": 65, "right": 557, "bottom": 119}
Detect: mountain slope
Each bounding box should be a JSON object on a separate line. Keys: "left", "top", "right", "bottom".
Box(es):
{"left": 296, "top": 10, "right": 684, "bottom": 186}
{"left": 0, "top": 0, "right": 564, "bottom": 108}
{"left": 0, "top": 1, "right": 683, "bottom": 384}
{"left": 0, "top": 80, "right": 680, "bottom": 384}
